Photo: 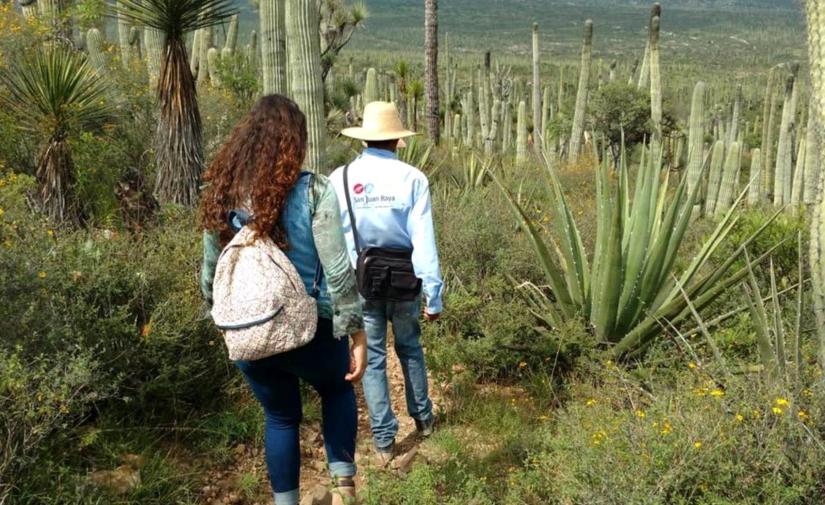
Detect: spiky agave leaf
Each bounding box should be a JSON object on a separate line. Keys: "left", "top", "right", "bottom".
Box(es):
{"left": 0, "top": 48, "right": 113, "bottom": 138}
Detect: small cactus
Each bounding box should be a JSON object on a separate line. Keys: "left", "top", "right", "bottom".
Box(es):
{"left": 207, "top": 47, "right": 221, "bottom": 87}
{"left": 747, "top": 148, "right": 762, "bottom": 206}
{"left": 774, "top": 71, "right": 796, "bottom": 206}
{"left": 686, "top": 81, "right": 706, "bottom": 199}
{"left": 363, "top": 67, "right": 379, "bottom": 104}
{"left": 704, "top": 140, "right": 726, "bottom": 216}
{"left": 516, "top": 100, "right": 528, "bottom": 164}
{"left": 715, "top": 141, "right": 741, "bottom": 216}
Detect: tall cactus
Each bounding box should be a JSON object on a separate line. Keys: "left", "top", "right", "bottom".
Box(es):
{"left": 704, "top": 140, "right": 726, "bottom": 216}
{"left": 791, "top": 133, "right": 807, "bottom": 209}
{"left": 145, "top": 28, "right": 165, "bottom": 87}
{"left": 516, "top": 100, "right": 528, "bottom": 164}
{"left": 774, "top": 72, "right": 796, "bottom": 206}
{"left": 727, "top": 84, "right": 742, "bottom": 147}
{"left": 479, "top": 67, "right": 490, "bottom": 149}
{"left": 541, "top": 85, "right": 551, "bottom": 143}
{"left": 637, "top": 4, "right": 660, "bottom": 90}
{"left": 464, "top": 90, "right": 475, "bottom": 146}
{"left": 502, "top": 101, "right": 512, "bottom": 151}
{"left": 424, "top": 0, "right": 440, "bottom": 143}
{"left": 261, "top": 0, "right": 287, "bottom": 94}
{"left": 804, "top": 103, "right": 821, "bottom": 205}
{"left": 532, "top": 22, "right": 541, "bottom": 148}
{"left": 86, "top": 28, "right": 107, "bottom": 72}
{"left": 763, "top": 65, "right": 783, "bottom": 198}
{"left": 207, "top": 47, "right": 221, "bottom": 87}
{"left": 129, "top": 26, "right": 142, "bottom": 63}
{"left": 285, "top": 0, "right": 325, "bottom": 171}
{"left": 568, "top": 19, "right": 593, "bottom": 161}
{"left": 364, "top": 67, "right": 379, "bottom": 104}
{"left": 190, "top": 29, "right": 202, "bottom": 77}
{"left": 804, "top": 0, "right": 825, "bottom": 364}
{"left": 715, "top": 141, "right": 741, "bottom": 216}
{"left": 486, "top": 99, "right": 501, "bottom": 156}
{"left": 224, "top": 14, "right": 239, "bottom": 57}
{"left": 686, "top": 81, "right": 706, "bottom": 198}
{"left": 20, "top": 0, "right": 38, "bottom": 18}
{"left": 117, "top": 2, "right": 132, "bottom": 67}
{"left": 198, "top": 24, "right": 213, "bottom": 85}
{"left": 649, "top": 15, "right": 663, "bottom": 155}
{"left": 747, "top": 148, "right": 762, "bottom": 206}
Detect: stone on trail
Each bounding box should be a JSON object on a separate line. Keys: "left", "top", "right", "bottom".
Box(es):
{"left": 300, "top": 484, "right": 333, "bottom": 505}
{"left": 88, "top": 465, "right": 141, "bottom": 494}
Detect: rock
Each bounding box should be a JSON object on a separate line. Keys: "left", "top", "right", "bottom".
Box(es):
{"left": 120, "top": 453, "right": 146, "bottom": 469}
{"left": 89, "top": 465, "right": 141, "bottom": 494}
{"left": 233, "top": 444, "right": 247, "bottom": 456}
{"left": 391, "top": 446, "right": 419, "bottom": 474}
{"left": 299, "top": 484, "right": 332, "bottom": 505}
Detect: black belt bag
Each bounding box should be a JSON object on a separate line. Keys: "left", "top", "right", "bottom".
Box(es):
{"left": 344, "top": 164, "right": 423, "bottom": 302}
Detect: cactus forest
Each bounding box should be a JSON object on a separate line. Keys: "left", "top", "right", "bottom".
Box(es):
{"left": 5, "top": 0, "right": 825, "bottom": 503}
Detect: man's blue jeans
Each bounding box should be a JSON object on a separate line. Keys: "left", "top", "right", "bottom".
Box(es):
{"left": 362, "top": 296, "right": 433, "bottom": 450}
{"left": 235, "top": 318, "right": 356, "bottom": 505}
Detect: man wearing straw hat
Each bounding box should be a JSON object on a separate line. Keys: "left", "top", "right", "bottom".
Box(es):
{"left": 330, "top": 101, "right": 443, "bottom": 465}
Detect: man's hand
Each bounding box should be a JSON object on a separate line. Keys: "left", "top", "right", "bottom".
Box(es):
{"left": 345, "top": 329, "right": 367, "bottom": 382}
{"left": 424, "top": 311, "right": 441, "bottom": 322}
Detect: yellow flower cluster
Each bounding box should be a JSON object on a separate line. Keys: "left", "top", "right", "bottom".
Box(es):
{"left": 591, "top": 430, "right": 608, "bottom": 446}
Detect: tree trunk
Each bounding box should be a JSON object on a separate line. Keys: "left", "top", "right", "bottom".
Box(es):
{"left": 155, "top": 38, "right": 203, "bottom": 206}
{"left": 286, "top": 0, "right": 325, "bottom": 171}
{"left": 424, "top": 0, "right": 440, "bottom": 143}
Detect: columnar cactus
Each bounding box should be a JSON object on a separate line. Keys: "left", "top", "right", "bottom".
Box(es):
{"left": 715, "top": 141, "right": 741, "bottom": 216}
{"left": 261, "top": 0, "right": 288, "bottom": 94}
{"left": 198, "top": 25, "right": 213, "bottom": 85}
{"left": 247, "top": 30, "right": 258, "bottom": 66}
{"left": 479, "top": 68, "right": 490, "bottom": 149}
{"left": 747, "top": 148, "right": 762, "bottom": 206}
{"left": 686, "top": 81, "right": 706, "bottom": 199}
{"left": 704, "top": 140, "right": 726, "bottom": 216}
{"left": 502, "top": 101, "right": 512, "bottom": 151}
{"left": 129, "top": 26, "right": 142, "bottom": 63}
{"left": 649, "top": 15, "right": 663, "bottom": 155}
{"left": 763, "top": 65, "right": 783, "bottom": 197}
{"left": 86, "top": 28, "right": 107, "bottom": 72}
{"left": 207, "top": 47, "right": 221, "bottom": 87}
{"left": 20, "top": 0, "right": 38, "bottom": 18}
{"left": 774, "top": 72, "right": 796, "bottom": 206}
{"left": 486, "top": 99, "right": 501, "bottom": 156}
{"left": 464, "top": 90, "right": 475, "bottom": 146}
{"left": 364, "top": 67, "right": 379, "bottom": 104}
{"left": 144, "top": 28, "right": 166, "bottom": 87}
{"left": 804, "top": 0, "right": 825, "bottom": 366}
{"left": 568, "top": 19, "right": 593, "bottom": 161}
{"left": 804, "top": 103, "right": 821, "bottom": 205}
{"left": 760, "top": 67, "right": 778, "bottom": 173}
{"left": 285, "top": 0, "right": 326, "bottom": 170}
{"left": 791, "top": 133, "right": 807, "bottom": 209}
{"left": 452, "top": 113, "right": 461, "bottom": 143}
{"left": 532, "top": 22, "right": 541, "bottom": 147}
{"left": 117, "top": 2, "right": 132, "bottom": 67}
{"left": 224, "top": 14, "right": 239, "bottom": 57}
{"left": 727, "top": 84, "right": 741, "bottom": 147}
{"left": 516, "top": 100, "right": 528, "bottom": 164}
{"left": 541, "top": 85, "right": 551, "bottom": 143}
{"left": 190, "top": 29, "right": 202, "bottom": 77}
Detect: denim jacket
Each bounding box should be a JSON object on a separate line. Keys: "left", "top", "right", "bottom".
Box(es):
{"left": 200, "top": 173, "right": 363, "bottom": 337}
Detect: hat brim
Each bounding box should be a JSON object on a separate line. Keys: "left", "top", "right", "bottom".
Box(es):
{"left": 340, "top": 127, "right": 417, "bottom": 141}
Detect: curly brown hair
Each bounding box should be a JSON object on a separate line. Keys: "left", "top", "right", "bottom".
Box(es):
{"left": 199, "top": 95, "right": 307, "bottom": 247}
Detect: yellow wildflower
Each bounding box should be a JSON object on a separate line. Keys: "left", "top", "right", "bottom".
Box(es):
{"left": 693, "top": 441, "right": 702, "bottom": 449}
{"left": 0, "top": 207, "right": 4, "bottom": 217}
{"left": 37, "top": 271, "right": 47, "bottom": 279}
{"left": 47, "top": 229, "right": 54, "bottom": 237}
{"left": 635, "top": 410, "right": 646, "bottom": 419}
{"left": 586, "top": 399, "right": 597, "bottom": 406}
{"left": 798, "top": 410, "right": 809, "bottom": 421}
{"left": 752, "top": 409, "right": 761, "bottom": 418}
{"left": 538, "top": 415, "right": 549, "bottom": 422}
{"left": 772, "top": 407, "right": 783, "bottom": 416}
{"left": 518, "top": 361, "right": 527, "bottom": 369}
{"left": 735, "top": 413, "right": 744, "bottom": 422}
{"left": 660, "top": 420, "right": 673, "bottom": 435}
{"left": 775, "top": 398, "right": 790, "bottom": 407}
{"left": 710, "top": 389, "right": 725, "bottom": 398}
{"left": 693, "top": 388, "right": 707, "bottom": 397}
{"left": 688, "top": 362, "right": 697, "bottom": 369}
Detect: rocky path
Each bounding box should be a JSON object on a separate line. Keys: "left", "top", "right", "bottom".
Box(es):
{"left": 200, "top": 337, "right": 444, "bottom": 505}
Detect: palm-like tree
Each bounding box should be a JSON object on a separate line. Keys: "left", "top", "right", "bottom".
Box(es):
{"left": 407, "top": 79, "right": 424, "bottom": 132}
{"left": 394, "top": 60, "right": 409, "bottom": 126}
{"left": 116, "top": 0, "right": 236, "bottom": 206}
{"left": 0, "top": 48, "right": 113, "bottom": 225}
{"left": 423, "top": 0, "right": 439, "bottom": 143}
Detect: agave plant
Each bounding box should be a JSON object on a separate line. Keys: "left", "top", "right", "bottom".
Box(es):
{"left": 115, "top": 0, "right": 236, "bottom": 206}
{"left": 0, "top": 48, "right": 113, "bottom": 225}
{"left": 494, "top": 145, "right": 780, "bottom": 358}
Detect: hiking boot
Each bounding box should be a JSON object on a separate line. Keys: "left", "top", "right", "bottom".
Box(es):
{"left": 374, "top": 441, "right": 395, "bottom": 468}
{"left": 415, "top": 417, "right": 435, "bottom": 438}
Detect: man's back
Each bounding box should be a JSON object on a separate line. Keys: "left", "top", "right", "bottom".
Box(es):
{"left": 330, "top": 146, "right": 443, "bottom": 315}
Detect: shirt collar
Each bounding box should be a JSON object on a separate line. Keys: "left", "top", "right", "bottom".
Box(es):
{"left": 362, "top": 147, "right": 398, "bottom": 160}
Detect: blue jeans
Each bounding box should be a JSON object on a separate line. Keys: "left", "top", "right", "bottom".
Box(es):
{"left": 235, "top": 318, "right": 356, "bottom": 505}
{"left": 362, "top": 296, "right": 433, "bottom": 449}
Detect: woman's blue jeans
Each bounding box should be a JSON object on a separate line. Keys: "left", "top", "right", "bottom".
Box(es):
{"left": 235, "top": 318, "right": 357, "bottom": 505}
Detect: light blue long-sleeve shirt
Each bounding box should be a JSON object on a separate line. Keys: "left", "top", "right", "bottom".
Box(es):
{"left": 330, "top": 148, "right": 444, "bottom": 314}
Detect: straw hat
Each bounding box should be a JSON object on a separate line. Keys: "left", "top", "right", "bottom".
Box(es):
{"left": 341, "top": 101, "right": 416, "bottom": 143}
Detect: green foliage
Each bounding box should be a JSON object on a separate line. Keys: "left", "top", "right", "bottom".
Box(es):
{"left": 589, "top": 81, "right": 651, "bottom": 158}
{"left": 494, "top": 147, "right": 778, "bottom": 358}
{"left": 214, "top": 52, "right": 260, "bottom": 102}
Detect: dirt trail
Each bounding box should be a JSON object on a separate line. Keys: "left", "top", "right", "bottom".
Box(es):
{"left": 200, "top": 337, "right": 444, "bottom": 505}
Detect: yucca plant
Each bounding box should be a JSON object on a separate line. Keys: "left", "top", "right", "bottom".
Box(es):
{"left": 494, "top": 144, "right": 780, "bottom": 359}
{"left": 0, "top": 48, "right": 113, "bottom": 225}
{"left": 115, "top": 0, "right": 236, "bottom": 206}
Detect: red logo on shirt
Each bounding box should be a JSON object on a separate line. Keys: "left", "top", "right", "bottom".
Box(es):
{"left": 353, "top": 183, "right": 365, "bottom": 194}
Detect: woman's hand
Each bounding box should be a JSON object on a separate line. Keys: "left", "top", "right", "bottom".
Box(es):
{"left": 345, "top": 329, "right": 367, "bottom": 383}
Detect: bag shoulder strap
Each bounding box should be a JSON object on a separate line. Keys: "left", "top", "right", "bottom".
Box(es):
{"left": 342, "top": 163, "right": 362, "bottom": 254}
{"left": 305, "top": 171, "right": 323, "bottom": 298}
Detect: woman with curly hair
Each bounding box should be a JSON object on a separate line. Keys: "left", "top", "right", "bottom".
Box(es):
{"left": 199, "top": 94, "right": 366, "bottom": 505}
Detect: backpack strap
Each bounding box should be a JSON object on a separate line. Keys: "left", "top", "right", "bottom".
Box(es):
{"left": 342, "top": 163, "right": 362, "bottom": 254}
